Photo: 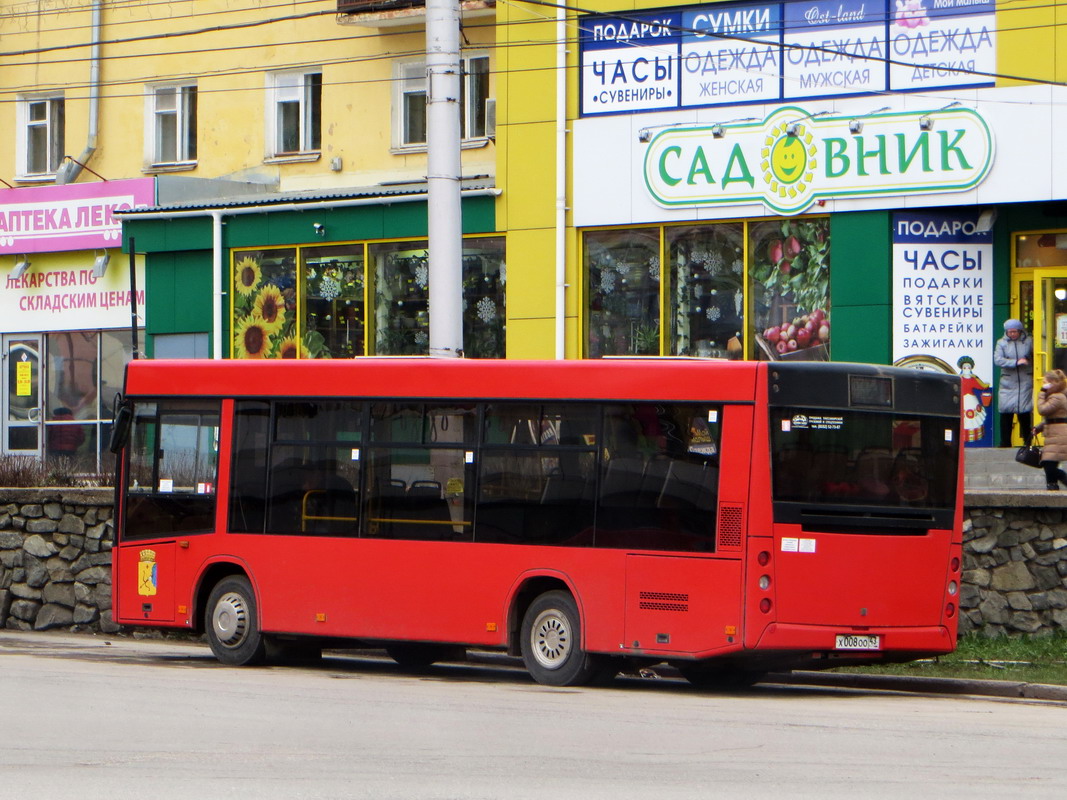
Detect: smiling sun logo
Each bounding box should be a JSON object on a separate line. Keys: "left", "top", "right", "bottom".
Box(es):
{"left": 762, "top": 122, "right": 817, "bottom": 201}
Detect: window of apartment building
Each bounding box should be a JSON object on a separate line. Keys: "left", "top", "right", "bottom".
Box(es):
{"left": 394, "top": 54, "right": 490, "bottom": 148}
{"left": 18, "top": 95, "right": 65, "bottom": 177}
{"left": 268, "top": 71, "right": 322, "bottom": 156}
{"left": 148, "top": 84, "right": 197, "bottom": 165}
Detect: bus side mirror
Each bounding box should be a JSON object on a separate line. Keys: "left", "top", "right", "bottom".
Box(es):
{"left": 110, "top": 401, "right": 133, "bottom": 454}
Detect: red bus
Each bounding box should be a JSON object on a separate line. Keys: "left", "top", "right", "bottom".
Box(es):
{"left": 110, "top": 358, "right": 963, "bottom": 687}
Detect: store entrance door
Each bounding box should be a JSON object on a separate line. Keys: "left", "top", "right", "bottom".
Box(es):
{"left": 2, "top": 334, "right": 43, "bottom": 457}
{"left": 1033, "top": 271, "right": 1067, "bottom": 410}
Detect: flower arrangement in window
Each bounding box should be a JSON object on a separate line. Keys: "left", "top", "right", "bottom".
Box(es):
{"left": 232, "top": 253, "right": 298, "bottom": 358}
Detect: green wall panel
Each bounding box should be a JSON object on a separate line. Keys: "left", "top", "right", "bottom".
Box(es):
{"left": 124, "top": 196, "right": 496, "bottom": 252}
{"left": 829, "top": 210, "right": 892, "bottom": 365}
{"left": 145, "top": 251, "right": 213, "bottom": 336}
{"left": 124, "top": 216, "right": 213, "bottom": 253}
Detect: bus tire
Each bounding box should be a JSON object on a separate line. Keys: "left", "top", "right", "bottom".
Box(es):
{"left": 205, "top": 576, "right": 266, "bottom": 666}
{"left": 520, "top": 590, "right": 602, "bottom": 687}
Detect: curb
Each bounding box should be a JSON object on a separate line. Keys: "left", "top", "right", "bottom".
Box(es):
{"left": 773, "top": 670, "right": 1067, "bottom": 702}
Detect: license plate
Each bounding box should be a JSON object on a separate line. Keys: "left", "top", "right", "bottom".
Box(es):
{"left": 835, "top": 634, "right": 881, "bottom": 650}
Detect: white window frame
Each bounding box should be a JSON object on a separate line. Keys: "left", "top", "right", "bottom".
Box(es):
{"left": 16, "top": 94, "right": 65, "bottom": 178}
{"left": 144, "top": 83, "right": 197, "bottom": 168}
{"left": 392, "top": 53, "right": 491, "bottom": 152}
{"left": 266, "top": 70, "right": 322, "bottom": 159}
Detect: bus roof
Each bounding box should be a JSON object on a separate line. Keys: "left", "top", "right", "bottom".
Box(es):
{"left": 123, "top": 357, "right": 765, "bottom": 404}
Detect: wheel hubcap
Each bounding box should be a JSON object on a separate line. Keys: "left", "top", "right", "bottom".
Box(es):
{"left": 212, "top": 591, "right": 249, "bottom": 648}
{"left": 531, "top": 609, "right": 570, "bottom": 670}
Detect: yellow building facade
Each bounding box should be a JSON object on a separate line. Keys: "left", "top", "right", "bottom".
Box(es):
{"left": 495, "top": 0, "right": 1067, "bottom": 413}
{"left": 0, "top": 0, "right": 500, "bottom": 462}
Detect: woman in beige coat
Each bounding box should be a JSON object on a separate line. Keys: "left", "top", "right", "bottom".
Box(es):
{"left": 1037, "top": 369, "right": 1067, "bottom": 490}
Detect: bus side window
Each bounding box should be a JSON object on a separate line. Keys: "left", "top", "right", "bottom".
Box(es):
{"left": 595, "top": 404, "right": 719, "bottom": 552}
{"left": 229, "top": 401, "right": 270, "bottom": 534}
{"left": 123, "top": 400, "right": 221, "bottom": 540}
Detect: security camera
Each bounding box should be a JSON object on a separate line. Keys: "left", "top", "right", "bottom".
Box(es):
{"left": 313, "top": 223, "right": 325, "bottom": 237}
{"left": 313, "top": 223, "right": 323, "bottom": 232}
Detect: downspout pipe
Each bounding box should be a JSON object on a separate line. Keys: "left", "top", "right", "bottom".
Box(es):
{"left": 56, "top": 0, "right": 102, "bottom": 184}
{"left": 555, "top": 4, "right": 567, "bottom": 359}
{"left": 116, "top": 187, "right": 501, "bottom": 361}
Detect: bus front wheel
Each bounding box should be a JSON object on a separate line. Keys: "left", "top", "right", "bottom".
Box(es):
{"left": 205, "top": 576, "right": 266, "bottom": 666}
{"left": 520, "top": 591, "right": 603, "bottom": 687}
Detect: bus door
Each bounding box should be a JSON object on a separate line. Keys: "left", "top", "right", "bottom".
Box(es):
{"left": 2, "top": 334, "right": 43, "bottom": 458}
{"left": 1033, "top": 269, "right": 1067, "bottom": 403}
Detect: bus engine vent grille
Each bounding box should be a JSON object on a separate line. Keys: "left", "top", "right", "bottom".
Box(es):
{"left": 717, "top": 503, "right": 744, "bottom": 550}
{"left": 639, "top": 591, "right": 689, "bottom": 612}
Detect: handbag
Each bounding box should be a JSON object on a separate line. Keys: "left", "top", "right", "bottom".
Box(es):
{"left": 1015, "top": 433, "right": 1043, "bottom": 468}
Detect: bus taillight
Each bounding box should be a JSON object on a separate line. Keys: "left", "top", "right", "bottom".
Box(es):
{"left": 946, "top": 603, "right": 956, "bottom": 618}
{"left": 757, "top": 550, "right": 770, "bottom": 566}
{"left": 759, "top": 598, "right": 772, "bottom": 614}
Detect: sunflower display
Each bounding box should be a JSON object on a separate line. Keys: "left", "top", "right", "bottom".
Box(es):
{"left": 232, "top": 252, "right": 299, "bottom": 358}
{"left": 234, "top": 257, "right": 262, "bottom": 297}
{"left": 253, "top": 285, "right": 287, "bottom": 333}
{"left": 233, "top": 316, "right": 271, "bottom": 359}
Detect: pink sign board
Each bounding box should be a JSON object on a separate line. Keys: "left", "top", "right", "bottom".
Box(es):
{"left": 0, "top": 178, "right": 155, "bottom": 254}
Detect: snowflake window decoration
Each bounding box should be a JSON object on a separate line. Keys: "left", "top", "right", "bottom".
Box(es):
{"left": 476, "top": 296, "right": 496, "bottom": 323}
{"left": 648, "top": 256, "right": 660, "bottom": 281}
{"left": 414, "top": 331, "right": 428, "bottom": 346}
{"left": 415, "top": 263, "right": 429, "bottom": 290}
{"left": 706, "top": 306, "right": 721, "bottom": 321}
{"left": 600, "top": 269, "right": 616, "bottom": 294}
{"left": 319, "top": 275, "right": 341, "bottom": 301}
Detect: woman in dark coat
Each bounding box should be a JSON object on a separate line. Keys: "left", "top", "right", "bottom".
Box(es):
{"left": 993, "top": 319, "right": 1033, "bottom": 447}
{"left": 1037, "top": 369, "right": 1067, "bottom": 490}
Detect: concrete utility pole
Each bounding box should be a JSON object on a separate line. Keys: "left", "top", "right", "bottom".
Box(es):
{"left": 426, "top": 0, "right": 464, "bottom": 358}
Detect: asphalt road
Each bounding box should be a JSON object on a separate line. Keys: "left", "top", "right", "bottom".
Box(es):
{"left": 1, "top": 631, "right": 1065, "bottom": 799}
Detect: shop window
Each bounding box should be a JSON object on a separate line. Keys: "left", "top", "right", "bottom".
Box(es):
{"left": 148, "top": 84, "right": 197, "bottom": 165}
{"left": 44, "top": 329, "right": 137, "bottom": 472}
{"left": 667, "top": 224, "right": 745, "bottom": 359}
{"left": 584, "top": 221, "right": 829, "bottom": 361}
{"left": 394, "top": 54, "right": 490, "bottom": 148}
{"left": 18, "top": 95, "right": 65, "bottom": 177}
{"left": 232, "top": 249, "right": 298, "bottom": 358}
{"left": 585, "top": 229, "right": 660, "bottom": 357}
{"left": 371, "top": 237, "right": 505, "bottom": 357}
{"left": 267, "top": 71, "right": 321, "bottom": 156}
{"left": 303, "top": 245, "right": 364, "bottom": 358}
{"left": 748, "top": 219, "right": 831, "bottom": 360}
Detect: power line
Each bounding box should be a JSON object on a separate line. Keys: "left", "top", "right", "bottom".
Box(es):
{"left": 2, "top": 0, "right": 1065, "bottom": 103}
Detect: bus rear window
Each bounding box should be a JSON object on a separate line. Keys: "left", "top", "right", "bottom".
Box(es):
{"left": 770, "top": 408, "right": 958, "bottom": 515}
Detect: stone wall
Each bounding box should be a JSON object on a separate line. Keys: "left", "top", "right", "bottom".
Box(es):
{"left": 0, "top": 490, "right": 116, "bottom": 634}
{"left": 1, "top": 488, "right": 1066, "bottom": 638}
{"left": 961, "top": 505, "right": 1067, "bottom": 636}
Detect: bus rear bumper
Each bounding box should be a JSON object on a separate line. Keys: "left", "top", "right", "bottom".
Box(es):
{"left": 751, "top": 622, "right": 956, "bottom": 659}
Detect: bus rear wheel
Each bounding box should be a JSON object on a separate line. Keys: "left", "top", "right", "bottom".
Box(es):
{"left": 205, "top": 576, "right": 266, "bottom": 666}
{"left": 520, "top": 590, "right": 603, "bottom": 687}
